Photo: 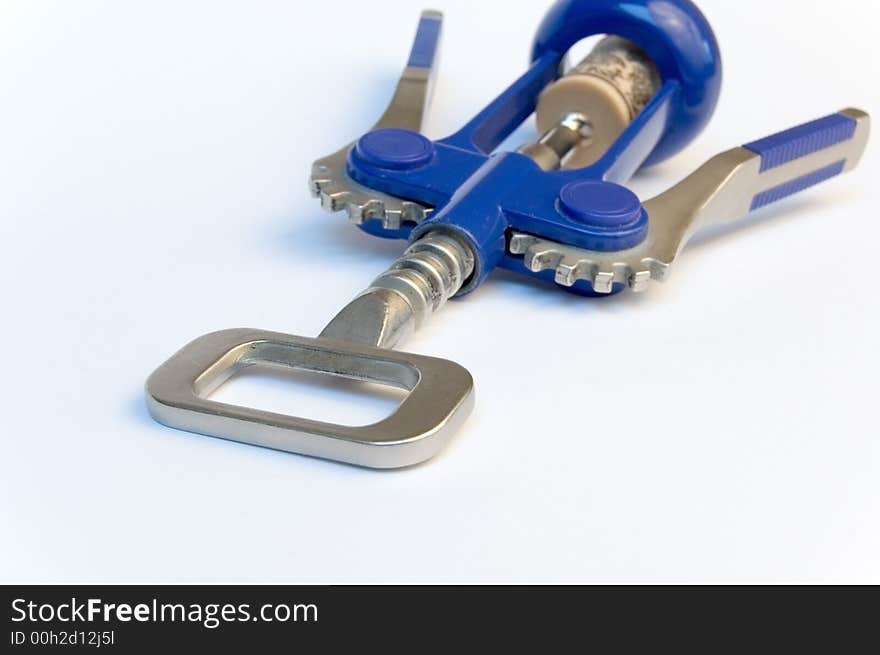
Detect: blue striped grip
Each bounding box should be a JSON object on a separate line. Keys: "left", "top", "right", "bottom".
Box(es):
{"left": 750, "top": 161, "right": 846, "bottom": 211}
{"left": 742, "top": 111, "right": 862, "bottom": 211}
{"left": 407, "top": 13, "right": 442, "bottom": 69}
{"left": 744, "top": 113, "right": 856, "bottom": 172}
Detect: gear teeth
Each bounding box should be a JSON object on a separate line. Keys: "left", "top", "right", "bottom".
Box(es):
{"left": 510, "top": 233, "right": 668, "bottom": 294}
{"left": 350, "top": 198, "right": 384, "bottom": 225}
{"left": 592, "top": 271, "right": 615, "bottom": 294}
{"left": 382, "top": 209, "right": 403, "bottom": 230}
{"left": 321, "top": 190, "right": 351, "bottom": 213}
{"left": 309, "top": 152, "right": 432, "bottom": 231}
{"left": 400, "top": 202, "right": 430, "bottom": 226}
{"left": 508, "top": 233, "right": 532, "bottom": 256}
{"left": 629, "top": 269, "right": 651, "bottom": 292}
{"left": 648, "top": 260, "right": 670, "bottom": 282}
{"left": 524, "top": 245, "right": 563, "bottom": 273}
{"left": 554, "top": 257, "right": 589, "bottom": 287}
{"left": 310, "top": 174, "right": 329, "bottom": 199}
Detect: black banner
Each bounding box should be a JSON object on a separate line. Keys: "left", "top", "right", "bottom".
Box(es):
{"left": 2, "top": 585, "right": 876, "bottom": 651}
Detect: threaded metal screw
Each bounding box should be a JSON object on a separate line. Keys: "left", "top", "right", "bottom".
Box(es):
{"left": 321, "top": 231, "right": 475, "bottom": 349}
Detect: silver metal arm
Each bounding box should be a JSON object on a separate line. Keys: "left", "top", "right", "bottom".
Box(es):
{"left": 372, "top": 10, "right": 442, "bottom": 133}
{"left": 642, "top": 108, "right": 869, "bottom": 263}
{"left": 310, "top": 10, "right": 442, "bottom": 229}
{"left": 511, "top": 108, "right": 870, "bottom": 293}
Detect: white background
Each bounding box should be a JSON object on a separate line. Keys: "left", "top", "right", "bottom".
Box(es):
{"left": 1, "top": 0, "right": 877, "bottom": 583}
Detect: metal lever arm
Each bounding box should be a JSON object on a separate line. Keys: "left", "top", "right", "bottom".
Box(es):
{"left": 374, "top": 9, "right": 442, "bottom": 132}
{"left": 642, "top": 108, "right": 870, "bottom": 270}
{"left": 310, "top": 11, "right": 442, "bottom": 225}
{"left": 510, "top": 108, "right": 869, "bottom": 292}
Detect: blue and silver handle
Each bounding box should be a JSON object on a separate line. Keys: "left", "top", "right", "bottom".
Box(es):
{"left": 374, "top": 9, "right": 443, "bottom": 132}
{"left": 742, "top": 109, "right": 869, "bottom": 211}
{"left": 643, "top": 108, "right": 870, "bottom": 257}
{"left": 661, "top": 108, "right": 868, "bottom": 226}
{"left": 310, "top": 10, "right": 443, "bottom": 226}
{"left": 514, "top": 108, "right": 870, "bottom": 293}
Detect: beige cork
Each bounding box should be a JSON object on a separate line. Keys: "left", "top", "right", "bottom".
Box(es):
{"left": 535, "top": 36, "right": 662, "bottom": 169}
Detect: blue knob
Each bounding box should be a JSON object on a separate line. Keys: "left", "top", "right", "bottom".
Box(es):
{"left": 355, "top": 128, "right": 435, "bottom": 170}
{"left": 559, "top": 180, "right": 642, "bottom": 227}
{"left": 556, "top": 180, "right": 648, "bottom": 251}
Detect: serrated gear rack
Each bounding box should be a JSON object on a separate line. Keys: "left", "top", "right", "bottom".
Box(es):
{"left": 147, "top": 1, "right": 869, "bottom": 468}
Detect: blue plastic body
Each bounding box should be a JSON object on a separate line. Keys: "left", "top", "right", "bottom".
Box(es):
{"left": 350, "top": 0, "right": 722, "bottom": 295}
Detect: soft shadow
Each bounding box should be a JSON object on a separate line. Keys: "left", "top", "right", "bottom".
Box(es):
{"left": 131, "top": 392, "right": 155, "bottom": 427}
{"left": 272, "top": 213, "right": 403, "bottom": 268}
{"left": 134, "top": 370, "right": 457, "bottom": 475}
{"left": 687, "top": 194, "right": 837, "bottom": 251}
{"left": 480, "top": 266, "right": 665, "bottom": 315}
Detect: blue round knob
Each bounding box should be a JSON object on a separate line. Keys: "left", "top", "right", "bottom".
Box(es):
{"left": 354, "top": 128, "right": 435, "bottom": 170}
{"left": 558, "top": 180, "right": 643, "bottom": 227}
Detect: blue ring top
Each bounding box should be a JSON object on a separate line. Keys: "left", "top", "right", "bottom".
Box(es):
{"left": 531, "top": 0, "right": 722, "bottom": 165}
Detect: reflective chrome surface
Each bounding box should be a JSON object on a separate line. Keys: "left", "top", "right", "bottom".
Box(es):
{"left": 146, "top": 329, "right": 474, "bottom": 469}
{"left": 321, "top": 232, "right": 474, "bottom": 349}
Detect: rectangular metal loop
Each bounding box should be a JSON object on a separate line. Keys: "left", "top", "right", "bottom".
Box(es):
{"left": 146, "top": 329, "right": 474, "bottom": 469}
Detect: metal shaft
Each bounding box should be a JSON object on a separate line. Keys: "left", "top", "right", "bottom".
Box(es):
{"left": 320, "top": 231, "right": 475, "bottom": 349}
{"left": 531, "top": 36, "right": 662, "bottom": 170}
{"left": 518, "top": 113, "right": 593, "bottom": 170}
